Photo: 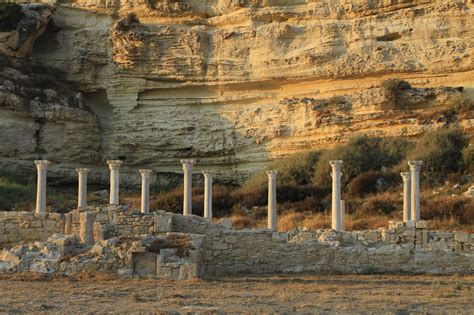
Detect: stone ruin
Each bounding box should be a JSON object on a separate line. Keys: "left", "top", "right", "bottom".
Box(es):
{"left": 0, "top": 206, "right": 473, "bottom": 278}
{"left": 0, "top": 159, "right": 473, "bottom": 278}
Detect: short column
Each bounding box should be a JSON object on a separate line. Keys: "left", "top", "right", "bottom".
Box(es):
{"left": 76, "top": 168, "right": 89, "bottom": 210}
{"left": 266, "top": 170, "right": 278, "bottom": 231}
{"left": 107, "top": 160, "right": 123, "bottom": 205}
{"left": 34, "top": 160, "right": 51, "bottom": 215}
{"left": 80, "top": 211, "right": 95, "bottom": 245}
{"left": 330, "top": 160, "right": 343, "bottom": 232}
{"left": 181, "top": 159, "right": 195, "bottom": 216}
{"left": 400, "top": 172, "right": 411, "bottom": 223}
{"left": 341, "top": 200, "right": 346, "bottom": 232}
{"left": 139, "top": 169, "right": 152, "bottom": 214}
{"left": 408, "top": 160, "right": 422, "bottom": 222}
{"left": 202, "top": 170, "right": 213, "bottom": 220}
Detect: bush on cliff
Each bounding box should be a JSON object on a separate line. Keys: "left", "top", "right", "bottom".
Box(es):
{"left": 0, "top": 170, "right": 34, "bottom": 211}
{"left": 0, "top": 3, "right": 24, "bottom": 32}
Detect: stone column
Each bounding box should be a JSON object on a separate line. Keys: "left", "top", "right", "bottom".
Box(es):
{"left": 400, "top": 172, "right": 411, "bottom": 223}
{"left": 64, "top": 213, "right": 72, "bottom": 235}
{"left": 34, "top": 160, "right": 51, "bottom": 215}
{"left": 266, "top": 170, "right": 278, "bottom": 231}
{"left": 408, "top": 161, "right": 422, "bottom": 222}
{"left": 202, "top": 170, "right": 213, "bottom": 220}
{"left": 341, "top": 200, "right": 346, "bottom": 232}
{"left": 107, "top": 160, "right": 123, "bottom": 205}
{"left": 139, "top": 169, "right": 152, "bottom": 214}
{"left": 330, "top": 160, "right": 343, "bottom": 232}
{"left": 80, "top": 211, "right": 95, "bottom": 245}
{"left": 76, "top": 168, "right": 89, "bottom": 210}
{"left": 181, "top": 159, "right": 195, "bottom": 216}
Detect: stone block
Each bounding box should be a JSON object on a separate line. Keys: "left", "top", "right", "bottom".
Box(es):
{"left": 365, "top": 231, "right": 378, "bottom": 242}
{"left": 416, "top": 220, "right": 427, "bottom": 229}
{"left": 454, "top": 231, "right": 469, "bottom": 243}
{"left": 213, "top": 242, "right": 228, "bottom": 250}
{"left": 133, "top": 252, "right": 157, "bottom": 277}
{"left": 29, "top": 220, "right": 42, "bottom": 228}
{"left": 188, "top": 250, "right": 202, "bottom": 263}
{"left": 156, "top": 266, "right": 172, "bottom": 278}
{"left": 154, "top": 214, "right": 173, "bottom": 233}
{"left": 221, "top": 218, "right": 232, "bottom": 229}
{"left": 225, "top": 235, "right": 238, "bottom": 244}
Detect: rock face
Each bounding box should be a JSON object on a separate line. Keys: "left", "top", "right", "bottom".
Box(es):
{"left": 1, "top": 1, "right": 473, "bottom": 184}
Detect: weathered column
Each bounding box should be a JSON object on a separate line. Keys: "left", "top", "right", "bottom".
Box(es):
{"left": 34, "top": 160, "right": 51, "bottom": 215}
{"left": 408, "top": 160, "right": 422, "bottom": 222}
{"left": 330, "top": 160, "right": 343, "bottom": 232}
{"left": 341, "top": 200, "right": 346, "bottom": 232}
{"left": 181, "top": 159, "right": 195, "bottom": 216}
{"left": 107, "top": 160, "right": 123, "bottom": 205}
{"left": 80, "top": 211, "right": 95, "bottom": 245}
{"left": 64, "top": 213, "right": 72, "bottom": 235}
{"left": 76, "top": 168, "right": 89, "bottom": 210}
{"left": 266, "top": 170, "right": 278, "bottom": 231}
{"left": 400, "top": 172, "right": 411, "bottom": 223}
{"left": 202, "top": 170, "right": 213, "bottom": 220}
{"left": 139, "top": 169, "right": 152, "bottom": 214}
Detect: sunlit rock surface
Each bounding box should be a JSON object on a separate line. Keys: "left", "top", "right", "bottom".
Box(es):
{"left": 0, "top": 0, "right": 473, "bottom": 184}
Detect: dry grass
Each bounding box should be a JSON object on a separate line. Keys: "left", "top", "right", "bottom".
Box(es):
{"left": 0, "top": 274, "right": 472, "bottom": 313}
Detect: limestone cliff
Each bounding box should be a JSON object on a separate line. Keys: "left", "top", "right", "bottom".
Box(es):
{"left": 1, "top": 0, "right": 473, "bottom": 184}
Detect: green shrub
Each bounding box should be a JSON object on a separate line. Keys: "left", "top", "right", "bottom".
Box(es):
{"left": 313, "top": 135, "right": 412, "bottom": 188}
{"left": 0, "top": 176, "right": 35, "bottom": 211}
{"left": 404, "top": 128, "right": 469, "bottom": 186}
{"left": 347, "top": 170, "right": 400, "bottom": 197}
{"left": 0, "top": 3, "right": 24, "bottom": 32}
{"left": 462, "top": 143, "right": 473, "bottom": 174}
{"left": 421, "top": 195, "right": 474, "bottom": 225}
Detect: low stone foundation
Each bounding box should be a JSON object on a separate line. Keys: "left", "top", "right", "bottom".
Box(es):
{"left": 0, "top": 206, "right": 473, "bottom": 278}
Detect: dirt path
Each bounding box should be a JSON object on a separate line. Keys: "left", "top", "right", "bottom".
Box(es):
{"left": 0, "top": 274, "right": 472, "bottom": 313}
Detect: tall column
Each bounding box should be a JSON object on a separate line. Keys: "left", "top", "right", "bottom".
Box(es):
{"left": 408, "top": 161, "right": 422, "bottom": 222}
{"left": 181, "top": 159, "right": 195, "bottom": 216}
{"left": 266, "top": 170, "right": 278, "bottom": 231}
{"left": 400, "top": 172, "right": 411, "bottom": 223}
{"left": 341, "top": 200, "right": 346, "bottom": 232}
{"left": 139, "top": 169, "right": 152, "bottom": 214}
{"left": 34, "top": 160, "right": 51, "bottom": 215}
{"left": 330, "top": 160, "right": 343, "bottom": 232}
{"left": 202, "top": 170, "right": 213, "bottom": 220}
{"left": 76, "top": 168, "right": 89, "bottom": 210}
{"left": 107, "top": 160, "right": 123, "bottom": 205}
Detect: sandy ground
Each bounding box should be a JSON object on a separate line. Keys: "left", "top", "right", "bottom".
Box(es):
{"left": 0, "top": 274, "right": 472, "bottom": 314}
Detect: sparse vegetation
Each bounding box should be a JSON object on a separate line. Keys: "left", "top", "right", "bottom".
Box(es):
{"left": 116, "top": 12, "right": 140, "bottom": 32}
{"left": 0, "top": 3, "right": 24, "bottom": 32}
{"left": 381, "top": 78, "right": 412, "bottom": 108}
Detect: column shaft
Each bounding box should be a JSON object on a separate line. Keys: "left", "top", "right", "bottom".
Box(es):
{"left": 76, "top": 169, "right": 89, "bottom": 210}
{"left": 140, "top": 169, "right": 152, "bottom": 214}
{"left": 330, "top": 161, "right": 343, "bottom": 232}
{"left": 107, "top": 160, "right": 123, "bottom": 205}
{"left": 341, "top": 200, "right": 346, "bottom": 232}
{"left": 181, "top": 159, "right": 195, "bottom": 216}
{"left": 203, "top": 171, "right": 213, "bottom": 220}
{"left": 34, "top": 160, "right": 50, "bottom": 215}
{"left": 401, "top": 172, "right": 411, "bottom": 223}
{"left": 267, "top": 170, "right": 277, "bottom": 231}
{"left": 408, "top": 161, "right": 422, "bottom": 222}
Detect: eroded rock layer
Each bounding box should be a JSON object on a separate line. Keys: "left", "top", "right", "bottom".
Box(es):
{"left": 1, "top": 0, "right": 473, "bottom": 184}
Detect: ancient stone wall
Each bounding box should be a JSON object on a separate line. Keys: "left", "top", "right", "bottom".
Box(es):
{"left": 0, "top": 211, "right": 64, "bottom": 248}
{"left": 1, "top": 207, "right": 473, "bottom": 277}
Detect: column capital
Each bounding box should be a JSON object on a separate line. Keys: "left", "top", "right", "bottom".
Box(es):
{"left": 34, "top": 160, "right": 51, "bottom": 170}
{"left": 408, "top": 160, "right": 423, "bottom": 171}
{"left": 76, "top": 168, "right": 90, "bottom": 175}
{"left": 266, "top": 170, "right": 278, "bottom": 179}
{"left": 181, "top": 159, "right": 195, "bottom": 171}
{"left": 202, "top": 170, "right": 213, "bottom": 178}
{"left": 400, "top": 171, "right": 411, "bottom": 181}
{"left": 329, "top": 160, "right": 343, "bottom": 169}
{"left": 139, "top": 169, "right": 153, "bottom": 178}
{"left": 107, "top": 160, "right": 123, "bottom": 170}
